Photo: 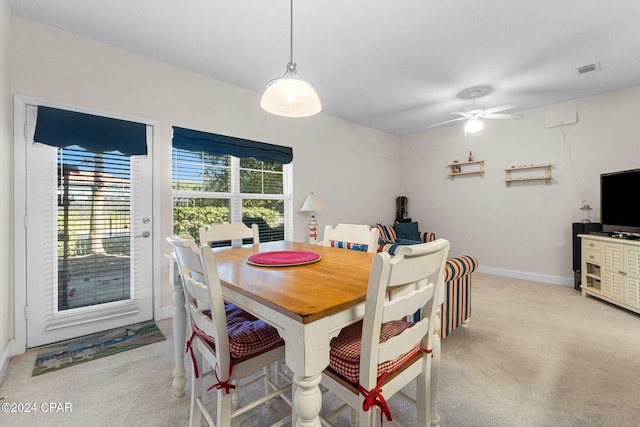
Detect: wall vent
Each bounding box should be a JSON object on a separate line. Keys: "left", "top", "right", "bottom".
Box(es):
{"left": 577, "top": 62, "right": 601, "bottom": 75}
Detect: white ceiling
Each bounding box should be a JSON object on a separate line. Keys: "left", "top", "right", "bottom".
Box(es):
{"left": 8, "top": 0, "right": 640, "bottom": 136}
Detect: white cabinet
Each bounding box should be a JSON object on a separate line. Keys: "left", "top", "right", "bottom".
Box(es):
{"left": 580, "top": 234, "right": 640, "bottom": 314}
{"left": 602, "top": 242, "right": 625, "bottom": 301}
{"left": 624, "top": 246, "right": 640, "bottom": 307}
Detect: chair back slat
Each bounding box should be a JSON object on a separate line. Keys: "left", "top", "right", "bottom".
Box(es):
{"left": 382, "top": 281, "right": 436, "bottom": 324}
{"left": 387, "top": 246, "right": 446, "bottom": 287}
{"left": 322, "top": 224, "right": 380, "bottom": 253}
{"left": 377, "top": 319, "right": 430, "bottom": 363}
{"left": 199, "top": 222, "right": 259, "bottom": 247}
{"left": 359, "top": 239, "right": 450, "bottom": 388}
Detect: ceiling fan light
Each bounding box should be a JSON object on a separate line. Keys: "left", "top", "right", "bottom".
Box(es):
{"left": 465, "top": 117, "right": 484, "bottom": 133}
{"left": 261, "top": 63, "right": 321, "bottom": 117}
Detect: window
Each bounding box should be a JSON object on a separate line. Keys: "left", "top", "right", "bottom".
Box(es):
{"left": 58, "top": 146, "right": 132, "bottom": 310}
{"left": 171, "top": 148, "right": 291, "bottom": 243}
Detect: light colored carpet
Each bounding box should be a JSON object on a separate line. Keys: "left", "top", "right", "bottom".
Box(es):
{"left": 1, "top": 273, "right": 639, "bottom": 426}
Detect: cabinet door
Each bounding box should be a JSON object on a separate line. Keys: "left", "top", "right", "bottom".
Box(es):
{"left": 625, "top": 247, "right": 640, "bottom": 308}
{"left": 603, "top": 243, "right": 624, "bottom": 300}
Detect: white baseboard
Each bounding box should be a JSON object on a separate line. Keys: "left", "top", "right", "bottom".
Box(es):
{"left": 0, "top": 339, "right": 15, "bottom": 385}
{"left": 477, "top": 266, "right": 573, "bottom": 287}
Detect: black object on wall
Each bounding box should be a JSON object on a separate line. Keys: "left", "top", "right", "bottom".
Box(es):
{"left": 396, "top": 197, "right": 409, "bottom": 223}
{"left": 572, "top": 222, "right": 602, "bottom": 290}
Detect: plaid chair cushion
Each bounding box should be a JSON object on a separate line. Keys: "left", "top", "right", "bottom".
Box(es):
{"left": 328, "top": 319, "right": 420, "bottom": 384}
{"left": 193, "top": 304, "right": 283, "bottom": 359}
{"left": 330, "top": 240, "right": 369, "bottom": 251}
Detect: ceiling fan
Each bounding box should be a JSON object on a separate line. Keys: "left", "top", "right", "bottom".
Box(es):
{"left": 426, "top": 89, "right": 522, "bottom": 133}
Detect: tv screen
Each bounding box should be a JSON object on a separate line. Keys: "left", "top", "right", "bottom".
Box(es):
{"left": 600, "top": 168, "right": 640, "bottom": 233}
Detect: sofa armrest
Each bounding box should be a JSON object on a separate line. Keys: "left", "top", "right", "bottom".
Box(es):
{"left": 420, "top": 231, "right": 436, "bottom": 243}
{"left": 444, "top": 255, "right": 479, "bottom": 282}
{"left": 439, "top": 255, "right": 478, "bottom": 340}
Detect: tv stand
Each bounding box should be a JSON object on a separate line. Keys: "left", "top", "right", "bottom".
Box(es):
{"left": 609, "top": 231, "right": 640, "bottom": 240}
{"left": 579, "top": 234, "right": 640, "bottom": 314}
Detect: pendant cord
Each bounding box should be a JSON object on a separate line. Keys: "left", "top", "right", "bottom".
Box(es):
{"left": 289, "top": 0, "right": 293, "bottom": 64}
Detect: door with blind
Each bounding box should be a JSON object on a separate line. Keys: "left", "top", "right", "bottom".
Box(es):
{"left": 24, "top": 105, "right": 154, "bottom": 347}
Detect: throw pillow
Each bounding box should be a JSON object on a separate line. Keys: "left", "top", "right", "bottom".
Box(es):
{"left": 395, "top": 238, "right": 422, "bottom": 245}
{"left": 393, "top": 222, "right": 421, "bottom": 241}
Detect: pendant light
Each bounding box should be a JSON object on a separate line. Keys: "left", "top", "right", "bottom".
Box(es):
{"left": 260, "top": 0, "right": 321, "bottom": 117}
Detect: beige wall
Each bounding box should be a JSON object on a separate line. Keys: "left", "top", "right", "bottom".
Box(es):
{"left": 7, "top": 16, "right": 401, "bottom": 349}
{"left": 401, "top": 86, "right": 640, "bottom": 283}
{"left": 6, "top": 6, "right": 639, "bottom": 358}
{"left": 1, "top": 0, "right": 12, "bottom": 370}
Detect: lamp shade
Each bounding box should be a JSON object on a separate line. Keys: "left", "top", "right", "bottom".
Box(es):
{"left": 261, "top": 63, "right": 321, "bottom": 118}
{"left": 300, "top": 192, "right": 324, "bottom": 212}
{"left": 464, "top": 117, "right": 484, "bottom": 133}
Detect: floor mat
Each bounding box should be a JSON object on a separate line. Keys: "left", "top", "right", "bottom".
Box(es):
{"left": 32, "top": 320, "right": 165, "bottom": 376}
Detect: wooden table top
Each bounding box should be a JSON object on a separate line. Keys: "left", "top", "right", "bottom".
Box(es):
{"left": 212, "top": 241, "right": 374, "bottom": 324}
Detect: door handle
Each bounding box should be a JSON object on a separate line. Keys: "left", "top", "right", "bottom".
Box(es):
{"left": 137, "top": 231, "right": 151, "bottom": 238}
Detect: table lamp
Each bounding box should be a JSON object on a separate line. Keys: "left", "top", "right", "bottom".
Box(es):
{"left": 300, "top": 192, "right": 324, "bottom": 244}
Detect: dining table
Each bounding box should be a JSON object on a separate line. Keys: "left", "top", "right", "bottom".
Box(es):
{"left": 168, "top": 240, "right": 443, "bottom": 427}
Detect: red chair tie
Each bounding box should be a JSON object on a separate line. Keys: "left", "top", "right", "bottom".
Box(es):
{"left": 185, "top": 331, "right": 199, "bottom": 378}
{"left": 421, "top": 347, "right": 433, "bottom": 357}
{"left": 207, "top": 362, "right": 236, "bottom": 394}
{"left": 358, "top": 371, "right": 392, "bottom": 425}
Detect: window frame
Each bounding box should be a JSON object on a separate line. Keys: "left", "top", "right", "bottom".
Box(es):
{"left": 171, "top": 150, "right": 293, "bottom": 241}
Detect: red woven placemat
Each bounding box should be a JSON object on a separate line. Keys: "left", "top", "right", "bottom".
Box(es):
{"left": 247, "top": 250, "right": 321, "bottom": 267}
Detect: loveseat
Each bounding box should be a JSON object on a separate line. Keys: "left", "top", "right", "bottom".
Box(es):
{"left": 373, "top": 223, "right": 478, "bottom": 339}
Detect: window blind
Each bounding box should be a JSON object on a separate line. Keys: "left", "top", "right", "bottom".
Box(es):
{"left": 35, "top": 106, "right": 148, "bottom": 156}
{"left": 58, "top": 147, "right": 132, "bottom": 310}
{"left": 172, "top": 126, "right": 293, "bottom": 164}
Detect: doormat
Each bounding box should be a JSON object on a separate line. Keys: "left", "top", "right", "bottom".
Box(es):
{"left": 32, "top": 320, "right": 165, "bottom": 376}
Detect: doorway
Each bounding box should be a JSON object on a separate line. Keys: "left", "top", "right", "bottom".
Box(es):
{"left": 18, "top": 101, "right": 155, "bottom": 348}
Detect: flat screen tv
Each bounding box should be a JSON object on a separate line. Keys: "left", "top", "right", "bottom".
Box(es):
{"left": 600, "top": 168, "right": 640, "bottom": 233}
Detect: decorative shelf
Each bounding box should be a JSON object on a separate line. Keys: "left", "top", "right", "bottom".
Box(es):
{"left": 448, "top": 160, "right": 484, "bottom": 180}
{"left": 504, "top": 164, "right": 551, "bottom": 187}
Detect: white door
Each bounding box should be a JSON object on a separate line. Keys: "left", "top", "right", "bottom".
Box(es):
{"left": 24, "top": 105, "right": 154, "bottom": 348}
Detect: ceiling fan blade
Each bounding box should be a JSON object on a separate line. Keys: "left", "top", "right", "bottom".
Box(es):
{"left": 444, "top": 111, "right": 469, "bottom": 117}
{"left": 484, "top": 103, "right": 519, "bottom": 114}
{"left": 483, "top": 113, "right": 523, "bottom": 120}
{"left": 424, "top": 117, "right": 466, "bottom": 130}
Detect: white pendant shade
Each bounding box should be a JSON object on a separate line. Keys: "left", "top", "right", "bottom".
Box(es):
{"left": 261, "top": 64, "right": 321, "bottom": 118}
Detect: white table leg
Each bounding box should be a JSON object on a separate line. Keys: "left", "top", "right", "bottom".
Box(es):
{"left": 293, "top": 374, "right": 323, "bottom": 427}
{"left": 168, "top": 255, "right": 187, "bottom": 398}
{"left": 430, "top": 327, "right": 442, "bottom": 427}
{"left": 283, "top": 318, "right": 330, "bottom": 427}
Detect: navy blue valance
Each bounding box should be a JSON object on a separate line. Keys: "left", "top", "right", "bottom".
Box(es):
{"left": 172, "top": 126, "right": 293, "bottom": 164}
{"left": 34, "top": 106, "right": 148, "bottom": 156}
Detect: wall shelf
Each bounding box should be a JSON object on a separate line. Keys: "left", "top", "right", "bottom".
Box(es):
{"left": 504, "top": 164, "right": 551, "bottom": 187}
{"left": 448, "top": 160, "right": 484, "bottom": 180}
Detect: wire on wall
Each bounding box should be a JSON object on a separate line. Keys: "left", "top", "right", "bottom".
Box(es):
{"left": 559, "top": 124, "right": 585, "bottom": 203}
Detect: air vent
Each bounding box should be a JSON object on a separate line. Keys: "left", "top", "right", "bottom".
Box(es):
{"left": 577, "top": 62, "right": 601, "bottom": 75}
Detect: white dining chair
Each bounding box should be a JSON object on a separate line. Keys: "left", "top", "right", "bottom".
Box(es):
{"left": 321, "top": 223, "right": 380, "bottom": 253}
{"left": 167, "top": 235, "right": 291, "bottom": 426}
{"left": 320, "top": 239, "right": 450, "bottom": 426}
{"left": 199, "top": 222, "right": 259, "bottom": 247}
